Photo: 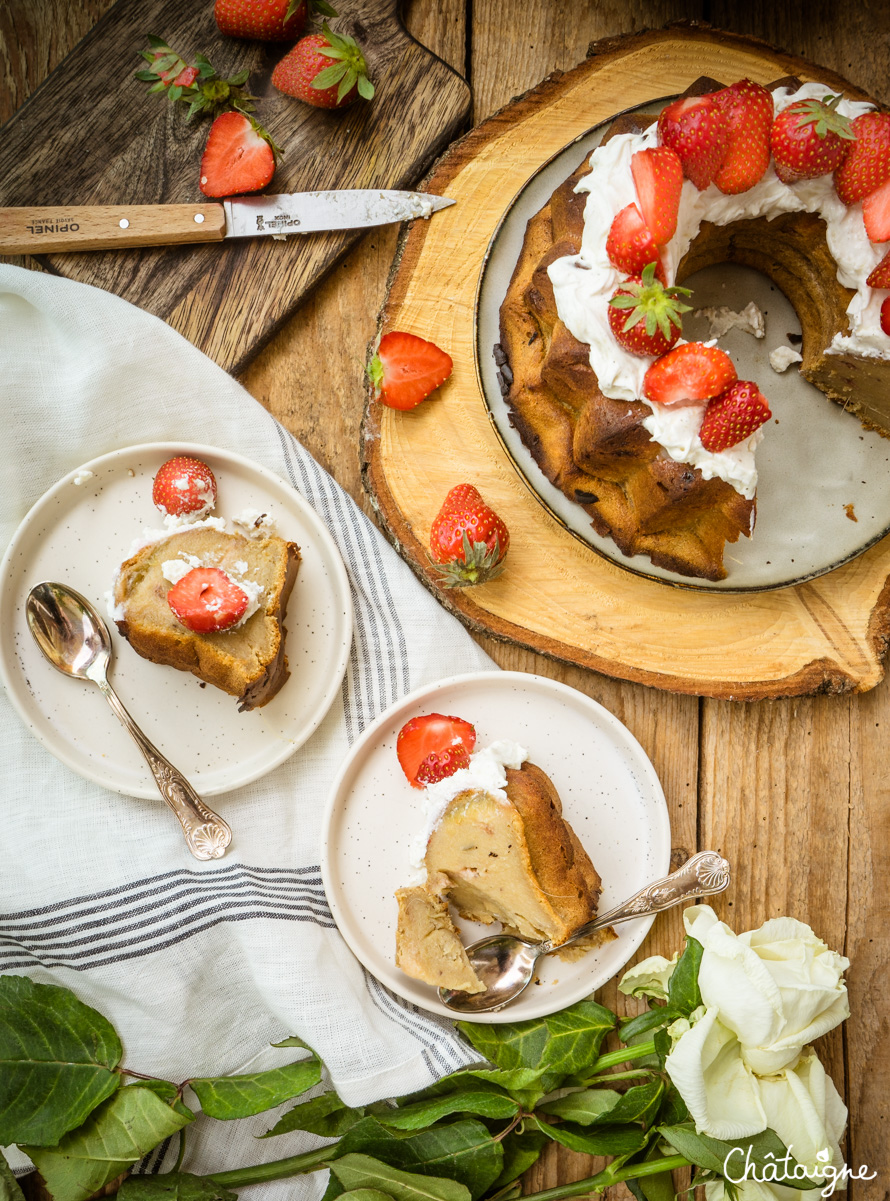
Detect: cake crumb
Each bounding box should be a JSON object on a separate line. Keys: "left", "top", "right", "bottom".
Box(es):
{"left": 696, "top": 301, "right": 765, "bottom": 340}
{"left": 769, "top": 346, "right": 803, "bottom": 373}
{"left": 845, "top": 503, "right": 858, "bottom": 522}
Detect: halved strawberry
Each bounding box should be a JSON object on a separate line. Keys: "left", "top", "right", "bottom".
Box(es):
{"left": 199, "top": 111, "right": 276, "bottom": 199}
{"left": 834, "top": 111, "right": 890, "bottom": 205}
{"left": 863, "top": 176, "right": 890, "bottom": 243}
{"left": 699, "top": 380, "right": 772, "bottom": 452}
{"left": 152, "top": 456, "right": 217, "bottom": 517}
{"left": 396, "top": 714, "right": 476, "bottom": 789}
{"left": 771, "top": 93, "right": 854, "bottom": 184}
{"left": 866, "top": 248, "right": 890, "bottom": 288}
{"left": 367, "top": 331, "right": 453, "bottom": 410}
{"left": 657, "top": 94, "right": 730, "bottom": 191}
{"left": 642, "top": 342, "right": 737, "bottom": 406}
{"left": 605, "top": 204, "right": 665, "bottom": 280}
{"left": 608, "top": 263, "right": 692, "bottom": 357}
{"left": 167, "top": 568, "right": 249, "bottom": 633}
{"left": 631, "top": 146, "right": 684, "bottom": 244}
{"left": 711, "top": 79, "right": 774, "bottom": 195}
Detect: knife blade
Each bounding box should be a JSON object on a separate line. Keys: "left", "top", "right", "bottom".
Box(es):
{"left": 0, "top": 190, "right": 455, "bottom": 256}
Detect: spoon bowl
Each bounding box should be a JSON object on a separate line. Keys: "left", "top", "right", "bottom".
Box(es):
{"left": 439, "top": 850, "right": 731, "bottom": 1014}
{"left": 25, "top": 582, "right": 232, "bottom": 861}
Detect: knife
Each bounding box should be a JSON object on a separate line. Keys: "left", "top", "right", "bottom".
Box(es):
{"left": 0, "top": 190, "right": 455, "bottom": 256}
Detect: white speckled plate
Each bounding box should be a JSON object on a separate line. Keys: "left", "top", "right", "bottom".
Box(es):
{"left": 476, "top": 99, "right": 890, "bottom": 592}
{"left": 0, "top": 443, "right": 353, "bottom": 797}
{"left": 321, "top": 671, "right": 671, "bottom": 1022}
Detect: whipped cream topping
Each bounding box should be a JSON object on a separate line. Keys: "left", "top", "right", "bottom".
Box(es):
{"left": 407, "top": 739, "right": 528, "bottom": 877}
{"left": 769, "top": 345, "right": 804, "bottom": 373}
{"left": 547, "top": 82, "right": 884, "bottom": 499}
{"left": 233, "top": 507, "right": 277, "bottom": 535}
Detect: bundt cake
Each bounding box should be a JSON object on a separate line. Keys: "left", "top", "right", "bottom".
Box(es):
{"left": 497, "top": 76, "right": 890, "bottom": 580}
{"left": 395, "top": 760, "right": 615, "bottom": 992}
{"left": 113, "top": 523, "right": 300, "bottom": 710}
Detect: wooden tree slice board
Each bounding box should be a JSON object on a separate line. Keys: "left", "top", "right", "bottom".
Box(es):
{"left": 0, "top": 0, "right": 470, "bottom": 374}
{"left": 362, "top": 26, "right": 890, "bottom": 701}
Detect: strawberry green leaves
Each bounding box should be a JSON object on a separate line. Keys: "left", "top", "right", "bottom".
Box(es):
{"left": 23, "top": 1086, "right": 193, "bottom": 1201}
{"left": 135, "top": 37, "right": 261, "bottom": 123}
{"left": 189, "top": 1054, "right": 321, "bottom": 1120}
{"left": 311, "top": 25, "right": 375, "bottom": 104}
{"left": 0, "top": 976, "right": 122, "bottom": 1146}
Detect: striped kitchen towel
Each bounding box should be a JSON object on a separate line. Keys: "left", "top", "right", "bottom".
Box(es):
{"left": 0, "top": 265, "right": 492, "bottom": 1195}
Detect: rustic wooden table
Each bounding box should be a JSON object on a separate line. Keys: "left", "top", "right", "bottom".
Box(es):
{"left": 2, "top": 2, "right": 888, "bottom": 1196}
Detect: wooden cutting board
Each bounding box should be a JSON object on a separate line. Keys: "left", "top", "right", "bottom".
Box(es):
{"left": 0, "top": 0, "right": 470, "bottom": 374}
{"left": 362, "top": 25, "right": 890, "bottom": 702}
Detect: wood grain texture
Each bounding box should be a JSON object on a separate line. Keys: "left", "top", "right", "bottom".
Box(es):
{"left": 0, "top": 0, "right": 470, "bottom": 373}
{"left": 362, "top": 26, "right": 890, "bottom": 701}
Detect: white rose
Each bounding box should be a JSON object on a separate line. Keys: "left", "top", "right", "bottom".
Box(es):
{"left": 618, "top": 951, "right": 679, "bottom": 1000}
{"left": 759, "top": 1049, "right": 847, "bottom": 1177}
{"left": 685, "top": 906, "right": 849, "bottom": 1074}
{"left": 706, "top": 1182, "right": 823, "bottom": 1201}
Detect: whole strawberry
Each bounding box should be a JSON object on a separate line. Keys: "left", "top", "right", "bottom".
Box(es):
{"left": 429, "top": 484, "right": 509, "bottom": 588}
{"left": 881, "top": 297, "right": 890, "bottom": 337}
{"left": 608, "top": 262, "right": 692, "bottom": 357}
{"left": 771, "top": 93, "right": 854, "bottom": 184}
{"left": 834, "top": 111, "right": 890, "bottom": 205}
{"left": 867, "top": 248, "right": 890, "bottom": 288}
{"left": 699, "top": 380, "right": 772, "bottom": 451}
{"left": 272, "top": 22, "right": 374, "bottom": 108}
{"left": 657, "top": 94, "right": 730, "bottom": 191}
{"left": 711, "top": 78, "right": 774, "bottom": 195}
{"left": 153, "top": 456, "right": 217, "bottom": 517}
{"left": 605, "top": 204, "right": 665, "bottom": 280}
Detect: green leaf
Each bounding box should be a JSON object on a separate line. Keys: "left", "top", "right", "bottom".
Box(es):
{"left": 264, "top": 1090, "right": 366, "bottom": 1138}
{"left": 313, "top": 63, "right": 349, "bottom": 89}
{"left": 538, "top": 1089, "right": 622, "bottom": 1123}
{"left": 331, "top": 1117, "right": 503, "bottom": 1201}
{"left": 0, "top": 975, "right": 123, "bottom": 1146}
{"left": 337, "top": 1192, "right": 394, "bottom": 1201}
{"left": 118, "top": 1173, "right": 238, "bottom": 1201}
{"left": 312, "top": 0, "right": 339, "bottom": 15}
{"left": 357, "top": 76, "right": 375, "bottom": 101}
{"left": 536, "top": 1117, "right": 648, "bottom": 1158}
{"left": 190, "top": 1056, "right": 321, "bottom": 1120}
{"left": 380, "top": 1083, "right": 518, "bottom": 1130}
{"left": 0, "top": 1152, "right": 26, "bottom": 1201}
{"left": 658, "top": 1084, "right": 688, "bottom": 1127}
{"left": 603, "top": 1081, "right": 665, "bottom": 1128}
{"left": 24, "top": 1086, "right": 193, "bottom": 1201}
{"left": 653, "top": 1029, "right": 670, "bottom": 1070}
{"left": 329, "top": 1156, "right": 470, "bottom": 1201}
{"left": 619, "top": 1008, "right": 673, "bottom": 1043}
{"left": 271, "top": 1035, "right": 315, "bottom": 1051}
{"left": 658, "top": 1125, "right": 819, "bottom": 1189}
{"left": 458, "top": 1000, "right": 614, "bottom": 1094}
{"left": 666, "top": 938, "right": 703, "bottom": 1017}
{"left": 488, "top": 1129, "right": 547, "bottom": 1190}
{"left": 132, "top": 1079, "right": 194, "bottom": 1122}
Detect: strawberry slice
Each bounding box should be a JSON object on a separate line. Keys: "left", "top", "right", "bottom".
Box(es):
{"left": 199, "top": 111, "right": 276, "bottom": 199}
{"left": 866, "top": 248, "right": 890, "bottom": 288}
{"left": 396, "top": 714, "right": 476, "bottom": 789}
{"left": 699, "top": 380, "right": 772, "bottom": 452}
{"left": 631, "top": 147, "right": 684, "bottom": 244}
{"left": 367, "top": 331, "right": 453, "bottom": 410}
{"left": 834, "top": 112, "right": 890, "bottom": 205}
{"left": 711, "top": 79, "right": 774, "bottom": 195}
{"left": 643, "top": 342, "right": 737, "bottom": 406}
{"left": 863, "top": 176, "right": 890, "bottom": 243}
{"left": 152, "top": 456, "right": 217, "bottom": 517}
{"left": 657, "top": 95, "right": 731, "bottom": 191}
{"left": 167, "top": 567, "right": 249, "bottom": 633}
{"left": 605, "top": 204, "right": 665, "bottom": 280}
{"left": 881, "top": 297, "right": 890, "bottom": 337}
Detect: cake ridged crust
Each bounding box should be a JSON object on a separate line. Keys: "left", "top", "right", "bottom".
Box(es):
{"left": 497, "top": 81, "right": 890, "bottom": 581}
{"left": 114, "top": 526, "right": 300, "bottom": 711}
{"left": 394, "top": 761, "right": 615, "bottom": 991}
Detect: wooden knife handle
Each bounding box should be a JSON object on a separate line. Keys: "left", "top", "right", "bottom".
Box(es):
{"left": 0, "top": 204, "right": 227, "bottom": 254}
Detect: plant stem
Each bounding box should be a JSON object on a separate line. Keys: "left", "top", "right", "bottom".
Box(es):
{"left": 518, "top": 1155, "right": 691, "bottom": 1200}
{"left": 206, "top": 1145, "right": 333, "bottom": 1188}
{"left": 585, "top": 1040, "right": 657, "bottom": 1074}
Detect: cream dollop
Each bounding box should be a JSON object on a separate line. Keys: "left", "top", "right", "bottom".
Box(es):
{"left": 547, "top": 82, "right": 884, "bottom": 499}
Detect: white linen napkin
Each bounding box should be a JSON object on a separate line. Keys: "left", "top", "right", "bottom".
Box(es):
{"left": 0, "top": 265, "right": 493, "bottom": 1193}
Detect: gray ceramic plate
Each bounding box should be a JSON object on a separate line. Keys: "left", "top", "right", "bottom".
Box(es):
{"left": 475, "top": 101, "right": 890, "bottom": 593}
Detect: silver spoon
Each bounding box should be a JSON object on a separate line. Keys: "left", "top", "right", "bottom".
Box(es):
{"left": 26, "top": 581, "right": 232, "bottom": 861}
{"left": 439, "top": 850, "right": 731, "bottom": 1014}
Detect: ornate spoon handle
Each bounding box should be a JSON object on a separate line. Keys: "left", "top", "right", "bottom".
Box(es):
{"left": 98, "top": 681, "right": 232, "bottom": 861}
{"left": 551, "top": 851, "right": 731, "bottom": 951}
